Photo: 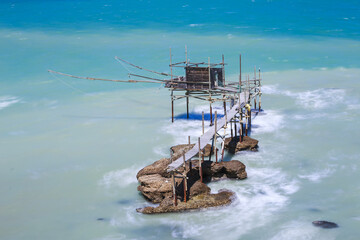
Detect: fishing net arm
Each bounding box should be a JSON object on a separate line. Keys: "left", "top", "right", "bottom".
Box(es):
{"left": 115, "top": 56, "right": 179, "bottom": 78}
{"left": 47, "top": 70, "right": 163, "bottom": 84}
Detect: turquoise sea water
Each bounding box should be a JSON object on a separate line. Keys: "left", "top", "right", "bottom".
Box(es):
{"left": 1, "top": 1, "right": 360, "bottom": 239}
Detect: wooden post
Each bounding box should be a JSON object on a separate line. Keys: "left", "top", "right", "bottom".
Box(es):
{"left": 171, "top": 92, "right": 174, "bottom": 123}
{"left": 172, "top": 172, "right": 177, "bottom": 206}
{"left": 198, "top": 137, "right": 202, "bottom": 183}
{"left": 254, "top": 97, "right": 257, "bottom": 110}
{"left": 188, "top": 136, "right": 190, "bottom": 145}
{"left": 259, "top": 68, "right": 262, "bottom": 111}
{"left": 245, "top": 111, "right": 248, "bottom": 136}
{"left": 183, "top": 154, "right": 186, "bottom": 172}
{"left": 222, "top": 54, "right": 225, "bottom": 86}
{"left": 202, "top": 111, "right": 205, "bottom": 135}
{"left": 183, "top": 176, "right": 187, "bottom": 203}
{"left": 170, "top": 48, "right": 174, "bottom": 123}
{"left": 183, "top": 154, "right": 187, "bottom": 203}
{"left": 234, "top": 120, "right": 237, "bottom": 138}
{"left": 210, "top": 102, "right": 213, "bottom": 126}
{"left": 240, "top": 109, "right": 244, "bottom": 142}
{"left": 248, "top": 108, "right": 252, "bottom": 131}
{"left": 231, "top": 120, "right": 233, "bottom": 138}
{"left": 215, "top": 111, "right": 218, "bottom": 163}
{"left": 208, "top": 57, "right": 211, "bottom": 89}
{"left": 221, "top": 143, "right": 225, "bottom": 162}
{"left": 186, "top": 91, "right": 189, "bottom": 119}
{"left": 239, "top": 54, "right": 242, "bottom": 87}
{"left": 223, "top": 98, "right": 227, "bottom": 115}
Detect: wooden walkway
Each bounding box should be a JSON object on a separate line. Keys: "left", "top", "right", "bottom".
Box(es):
{"left": 167, "top": 91, "right": 252, "bottom": 172}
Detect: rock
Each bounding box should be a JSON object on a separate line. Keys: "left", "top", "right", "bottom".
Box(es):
{"left": 221, "top": 160, "right": 247, "bottom": 179}
{"left": 136, "top": 158, "right": 171, "bottom": 179}
{"left": 137, "top": 190, "right": 234, "bottom": 214}
{"left": 170, "top": 143, "right": 216, "bottom": 159}
{"left": 312, "top": 221, "right": 339, "bottom": 229}
{"left": 137, "top": 174, "right": 174, "bottom": 203}
{"left": 189, "top": 181, "right": 211, "bottom": 197}
{"left": 136, "top": 156, "right": 247, "bottom": 212}
{"left": 224, "top": 136, "right": 259, "bottom": 153}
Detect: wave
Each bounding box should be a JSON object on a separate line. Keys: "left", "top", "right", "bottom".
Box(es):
{"left": 261, "top": 85, "right": 346, "bottom": 110}
{"left": 0, "top": 96, "right": 20, "bottom": 110}
{"left": 99, "top": 165, "right": 140, "bottom": 189}
{"left": 162, "top": 167, "right": 299, "bottom": 239}
{"left": 298, "top": 168, "right": 334, "bottom": 183}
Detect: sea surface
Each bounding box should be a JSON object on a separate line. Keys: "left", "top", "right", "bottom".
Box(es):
{"left": 1, "top": 0, "right": 360, "bottom": 239}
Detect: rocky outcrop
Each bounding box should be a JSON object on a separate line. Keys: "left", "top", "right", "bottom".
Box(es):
{"left": 136, "top": 155, "right": 247, "bottom": 212}
{"left": 224, "top": 136, "right": 259, "bottom": 153}
{"left": 170, "top": 143, "right": 216, "bottom": 159}
{"left": 137, "top": 190, "right": 234, "bottom": 214}
{"left": 137, "top": 174, "right": 174, "bottom": 203}
{"left": 136, "top": 158, "right": 171, "bottom": 179}
{"left": 210, "top": 160, "right": 247, "bottom": 180}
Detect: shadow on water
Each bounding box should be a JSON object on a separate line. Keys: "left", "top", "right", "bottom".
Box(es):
{"left": 175, "top": 112, "right": 224, "bottom": 121}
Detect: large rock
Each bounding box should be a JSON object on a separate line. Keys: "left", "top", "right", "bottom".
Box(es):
{"left": 137, "top": 174, "right": 174, "bottom": 203}
{"left": 137, "top": 190, "right": 234, "bottom": 214}
{"left": 189, "top": 181, "right": 211, "bottom": 197}
{"left": 224, "top": 136, "right": 258, "bottom": 153}
{"left": 212, "top": 160, "right": 247, "bottom": 180}
{"left": 136, "top": 158, "right": 171, "bottom": 179}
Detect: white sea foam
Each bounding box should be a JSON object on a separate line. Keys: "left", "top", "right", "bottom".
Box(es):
{"left": 0, "top": 96, "right": 20, "bottom": 110}
{"left": 158, "top": 167, "right": 299, "bottom": 240}
{"left": 298, "top": 168, "right": 334, "bottom": 183}
{"left": 252, "top": 110, "right": 285, "bottom": 134}
{"left": 189, "top": 24, "right": 203, "bottom": 27}
{"left": 270, "top": 220, "right": 336, "bottom": 240}
{"left": 261, "top": 85, "right": 346, "bottom": 110}
{"left": 100, "top": 166, "right": 140, "bottom": 188}
{"left": 294, "top": 88, "right": 345, "bottom": 109}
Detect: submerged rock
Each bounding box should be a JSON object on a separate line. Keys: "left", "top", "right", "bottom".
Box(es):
{"left": 224, "top": 136, "right": 259, "bottom": 153}
{"left": 312, "top": 220, "right": 339, "bottom": 229}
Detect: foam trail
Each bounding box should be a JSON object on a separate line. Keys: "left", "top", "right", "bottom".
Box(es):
{"left": 298, "top": 168, "right": 334, "bottom": 183}
{"left": 100, "top": 165, "right": 140, "bottom": 188}
{"left": 0, "top": 96, "right": 20, "bottom": 110}
{"left": 158, "top": 167, "right": 299, "bottom": 239}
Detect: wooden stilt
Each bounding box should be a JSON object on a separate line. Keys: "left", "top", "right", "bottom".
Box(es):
{"left": 171, "top": 91, "right": 174, "bottom": 123}
{"left": 221, "top": 140, "right": 225, "bottom": 162}
{"left": 186, "top": 91, "right": 189, "bottom": 119}
{"left": 234, "top": 121, "right": 237, "bottom": 138}
{"left": 210, "top": 102, "right": 213, "bottom": 126}
{"left": 188, "top": 136, "right": 190, "bottom": 145}
{"left": 215, "top": 111, "right": 218, "bottom": 163}
{"left": 172, "top": 173, "right": 177, "bottom": 206}
{"left": 183, "top": 176, "right": 187, "bottom": 203}
{"left": 202, "top": 111, "right": 205, "bottom": 135}
{"left": 198, "top": 137, "right": 202, "bottom": 183}
{"left": 231, "top": 120, "right": 233, "bottom": 138}
{"left": 183, "top": 154, "right": 187, "bottom": 203}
